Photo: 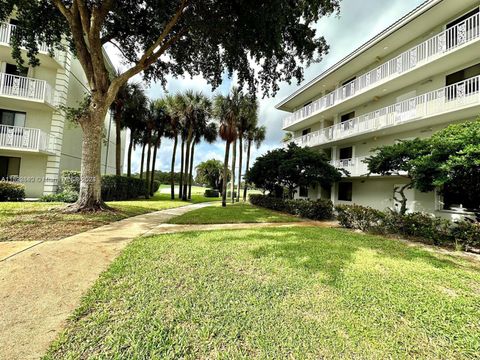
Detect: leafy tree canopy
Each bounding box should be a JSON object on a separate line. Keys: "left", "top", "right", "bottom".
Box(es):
{"left": 195, "top": 159, "right": 229, "bottom": 190}
{"left": 2, "top": 0, "right": 339, "bottom": 96}
{"left": 246, "top": 143, "right": 342, "bottom": 198}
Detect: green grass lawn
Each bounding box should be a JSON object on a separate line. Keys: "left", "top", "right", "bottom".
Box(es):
{"left": 0, "top": 192, "right": 215, "bottom": 242}
{"left": 168, "top": 202, "right": 300, "bottom": 224}
{"left": 46, "top": 227, "right": 480, "bottom": 359}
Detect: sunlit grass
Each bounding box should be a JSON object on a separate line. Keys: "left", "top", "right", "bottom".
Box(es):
{"left": 46, "top": 227, "right": 480, "bottom": 359}
{"left": 168, "top": 202, "right": 301, "bottom": 224}
{"left": 0, "top": 191, "right": 216, "bottom": 242}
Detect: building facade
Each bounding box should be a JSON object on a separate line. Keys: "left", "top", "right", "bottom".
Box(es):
{"left": 277, "top": 0, "right": 480, "bottom": 220}
{"left": 0, "top": 17, "right": 125, "bottom": 197}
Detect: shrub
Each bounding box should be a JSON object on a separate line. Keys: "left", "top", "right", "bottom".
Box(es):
{"left": 151, "top": 180, "right": 161, "bottom": 194}
{"left": 335, "top": 204, "right": 479, "bottom": 252}
{"left": 204, "top": 189, "right": 220, "bottom": 198}
{"left": 451, "top": 220, "right": 480, "bottom": 250}
{"left": 250, "top": 195, "right": 334, "bottom": 220}
{"left": 335, "top": 204, "right": 385, "bottom": 232}
{"left": 0, "top": 182, "right": 25, "bottom": 201}
{"left": 288, "top": 199, "right": 334, "bottom": 220}
{"left": 40, "top": 190, "right": 78, "bottom": 203}
{"left": 60, "top": 171, "right": 147, "bottom": 201}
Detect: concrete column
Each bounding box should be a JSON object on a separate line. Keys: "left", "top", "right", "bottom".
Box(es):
{"left": 43, "top": 51, "right": 73, "bottom": 195}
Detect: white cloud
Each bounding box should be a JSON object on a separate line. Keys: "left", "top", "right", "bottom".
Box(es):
{"left": 113, "top": 0, "right": 425, "bottom": 177}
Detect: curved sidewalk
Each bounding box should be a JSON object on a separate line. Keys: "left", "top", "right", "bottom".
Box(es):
{"left": 0, "top": 202, "right": 211, "bottom": 360}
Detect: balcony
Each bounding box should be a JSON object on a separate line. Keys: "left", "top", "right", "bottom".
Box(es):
{"left": 0, "top": 22, "right": 66, "bottom": 67}
{"left": 0, "top": 73, "right": 55, "bottom": 107}
{"left": 283, "top": 11, "right": 480, "bottom": 129}
{"left": 0, "top": 124, "right": 55, "bottom": 154}
{"left": 330, "top": 157, "right": 369, "bottom": 177}
{"left": 293, "top": 75, "right": 480, "bottom": 147}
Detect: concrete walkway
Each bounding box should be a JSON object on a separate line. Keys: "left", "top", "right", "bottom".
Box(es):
{"left": 0, "top": 202, "right": 212, "bottom": 360}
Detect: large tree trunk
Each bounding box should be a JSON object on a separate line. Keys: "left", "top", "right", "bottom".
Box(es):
{"left": 140, "top": 142, "right": 146, "bottom": 179}
{"left": 115, "top": 114, "right": 122, "bottom": 176}
{"left": 243, "top": 139, "right": 252, "bottom": 202}
{"left": 230, "top": 139, "right": 237, "bottom": 203}
{"left": 127, "top": 132, "right": 134, "bottom": 177}
{"left": 145, "top": 135, "right": 152, "bottom": 198}
{"left": 188, "top": 142, "right": 195, "bottom": 200}
{"left": 150, "top": 136, "right": 161, "bottom": 197}
{"left": 68, "top": 106, "right": 109, "bottom": 212}
{"left": 182, "top": 133, "right": 193, "bottom": 201}
{"left": 170, "top": 135, "right": 178, "bottom": 199}
{"left": 222, "top": 140, "right": 231, "bottom": 207}
{"left": 236, "top": 135, "right": 243, "bottom": 202}
{"left": 179, "top": 139, "right": 185, "bottom": 199}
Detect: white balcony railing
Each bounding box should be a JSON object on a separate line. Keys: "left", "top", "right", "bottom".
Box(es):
{"left": 284, "top": 11, "right": 480, "bottom": 129}
{"left": 0, "top": 21, "right": 66, "bottom": 65}
{"left": 0, "top": 73, "right": 54, "bottom": 105}
{"left": 294, "top": 75, "right": 480, "bottom": 147}
{"left": 330, "top": 157, "right": 369, "bottom": 177}
{"left": 0, "top": 124, "right": 55, "bottom": 153}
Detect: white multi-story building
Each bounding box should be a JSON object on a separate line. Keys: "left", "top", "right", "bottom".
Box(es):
{"left": 0, "top": 17, "right": 125, "bottom": 197}
{"left": 277, "top": 0, "right": 480, "bottom": 219}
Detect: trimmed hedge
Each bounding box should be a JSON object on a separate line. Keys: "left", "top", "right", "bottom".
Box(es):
{"left": 204, "top": 189, "right": 220, "bottom": 198}
{"left": 61, "top": 171, "right": 148, "bottom": 201}
{"left": 0, "top": 182, "right": 25, "bottom": 202}
{"left": 250, "top": 194, "right": 334, "bottom": 220}
{"left": 335, "top": 204, "right": 480, "bottom": 251}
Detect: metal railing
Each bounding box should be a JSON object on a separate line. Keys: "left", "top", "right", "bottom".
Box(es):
{"left": 284, "top": 11, "right": 480, "bottom": 128}
{"left": 330, "top": 157, "right": 369, "bottom": 177}
{"left": 294, "top": 75, "right": 480, "bottom": 147}
{"left": 0, "top": 21, "right": 65, "bottom": 65}
{"left": 0, "top": 73, "right": 54, "bottom": 105}
{"left": 0, "top": 124, "right": 54, "bottom": 153}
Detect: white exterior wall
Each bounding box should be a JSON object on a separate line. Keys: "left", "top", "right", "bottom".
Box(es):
{"left": 284, "top": 3, "right": 480, "bottom": 221}
{"left": 0, "top": 20, "right": 125, "bottom": 197}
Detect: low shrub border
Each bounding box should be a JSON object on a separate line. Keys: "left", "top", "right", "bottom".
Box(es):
{"left": 335, "top": 204, "right": 480, "bottom": 252}
{"left": 0, "top": 181, "right": 25, "bottom": 202}
{"left": 40, "top": 171, "right": 151, "bottom": 202}
{"left": 249, "top": 194, "right": 334, "bottom": 220}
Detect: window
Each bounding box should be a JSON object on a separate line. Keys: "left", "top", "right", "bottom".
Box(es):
{"left": 302, "top": 128, "right": 311, "bottom": 136}
{"left": 446, "top": 8, "right": 479, "bottom": 49}
{"left": 0, "top": 156, "right": 21, "bottom": 179}
{"left": 442, "top": 184, "right": 479, "bottom": 212}
{"left": 5, "top": 63, "right": 27, "bottom": 77}
{"left": 445, "top": 63, "right": 480, "bottom": 99}
{"left": 339, "top": 147, "right": 353, "bottom": 160}
{"left": 299, "top": 186, "right": 308, "bottom": 198}
{"left": 338, "top": 182, "right": 352, "bottom": 201}
{"left": 340, "top": 111, "right": 355, "bottom": 131}
{"left": 0, "top": 110, "right": 26, "bottom": 127}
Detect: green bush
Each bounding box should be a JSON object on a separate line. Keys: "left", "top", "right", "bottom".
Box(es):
{"left": 151, "top": 180, "right": 161, "bottom": 194}
{"left": 0, "top": 182, "right": 25, "bottom": 201}
{"left": 335, "top": 204, "right": 479, "bottom": 252}
{"left": 40, "top": 190, "right": 78, "bottom": 203}
{"left": 250, "top": 194, "right": 334, "bottom": 220}
{"left": 204, "top": 189, "right": 220, "bottom": 198}
{"left": 60, "top": 171, "right": 147, "bottom": 201}
{"left": 451, "top": 220, "right": 480, "bottom": 250}
{"left": 335, "top": 204, "right": 385, "bottom": 232}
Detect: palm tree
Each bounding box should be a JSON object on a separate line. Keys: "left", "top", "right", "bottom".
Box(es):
{"left": 236, "top": 94, "right": 258, "bottom": 202}
{"left": 118, "top": 84, "right": 148, "bottom": 177}
{"left": 188, "top": 121, "right": 217, "bottom": 199}
{"left": 214, "top": 92, "right": 239, "bottom": 207}
{"left": 243, "top": 125, "right": 266, "bottom": 201}
{"left": 148, "top": 99, "right": 168, "bottom": 196}
{"left": 178, "top": 91, "right": 212, "bottom": 201}
{"left": 164, "top": 94, "right": 183, "bottom": 199}
{"left": 282, "top": 132, "right": 293, "bottom": 144}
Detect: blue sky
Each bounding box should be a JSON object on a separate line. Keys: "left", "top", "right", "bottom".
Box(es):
{"left": 109, "top": 0, "right": 425, "bottom": 175}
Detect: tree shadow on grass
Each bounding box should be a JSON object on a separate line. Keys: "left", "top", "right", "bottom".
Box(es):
{"left": 217, "top": 227, "right": 477, "bottom": 287}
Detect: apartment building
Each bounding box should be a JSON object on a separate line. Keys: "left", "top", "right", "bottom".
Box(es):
{"left": 277, "top": 0, "right": 480, "bottom": 220}
{"left": 0, "top": 18, "right": 125, "bottom": 197}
